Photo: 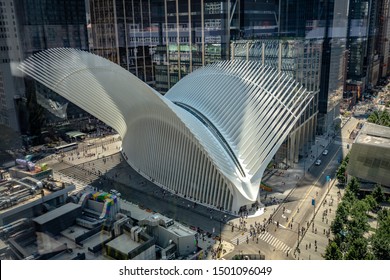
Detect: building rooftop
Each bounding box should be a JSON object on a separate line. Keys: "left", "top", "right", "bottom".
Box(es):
{"left": 105, "top": 233, "right": 143, "bottom": 254}
{"left": 355, "top": 122, "right": 390, "bottom": 147}
{"left": 165, "top": 223, "right": 196, "bottom": 237}
{"left": 81, "top": 230, "right": 111, "bottom": 249}
{"left": 60, "top": 224, "right": 90, "bottom": 242}
{"left": 0, "top": 179, "right": 75, "bottom": 216}
{"left": 33, "top": 203, "right": 81, "bottom": 225}
{"left": 0, "top": 239, "right": 7, "bottom": 252}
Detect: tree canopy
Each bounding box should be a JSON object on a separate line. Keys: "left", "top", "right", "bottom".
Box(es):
{"left": 325, "top": 176, "right": 390, "bottom": 260}
{"left": 367, "top": 110, "right": 390, "bottom": 127}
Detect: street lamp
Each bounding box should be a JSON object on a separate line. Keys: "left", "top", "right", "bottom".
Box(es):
{"left": 289, "top": 220, "right": 301, "bottom": 254}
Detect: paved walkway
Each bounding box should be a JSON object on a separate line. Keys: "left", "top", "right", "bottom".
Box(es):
{"left": 293, "top": 180, "right": 344, "bottom": 260}
{"left": 46, "top": 117, "right": 361, "bottom": 260}
{"left": 260, "top": 134, "right": 333, "bottom": 209}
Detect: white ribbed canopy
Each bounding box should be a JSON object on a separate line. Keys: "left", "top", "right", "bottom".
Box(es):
{"left": 19, "top": 48, "right": 312, "bottom": 212}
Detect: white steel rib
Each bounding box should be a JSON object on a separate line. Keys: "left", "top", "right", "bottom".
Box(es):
{"left": 19, "top": 48, "right": 312, "bottom": 213}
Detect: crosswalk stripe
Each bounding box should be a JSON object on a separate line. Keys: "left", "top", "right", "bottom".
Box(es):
{"left": 263, "top": 234, "right": 273, "bottom": 243}
{"left": 229, "top": 230, "right": 292, "bottom": 253}
{"left": 280, "top": 244, "right": 289, "bottom": 252}
{"left": 259, "top": 232, "right": 291, "bottom": 253}
{"left": 269, "top": 238, "right": 278, "bottom": 247}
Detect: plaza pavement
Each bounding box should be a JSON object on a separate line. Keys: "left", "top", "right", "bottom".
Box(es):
{"left": 46, "top": 117, "right": 360, "bottom": 259}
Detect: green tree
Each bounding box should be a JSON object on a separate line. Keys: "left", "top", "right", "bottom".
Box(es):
{"left": 371, "top": 209, "right": 390, "bottom": 259}
{"left": 367, "top": 110, "right": 390, "bottom": 127}
{"left": 336, "top": 163, "right": 347, "bottom": 184}
{"left": 368, "top": 111, "right": 381, "bottom": 124}
{"left": 377, "top": 208, "right": 389, "bottom": 222}
{"left": 347, "top": 177, "right": 360, "bottom": 197}
{"left": 380, "top": 110, "right": 390, "bottom": 127}
{"left": 347, "top": 200, "right": 370, "bottom": 240}
{"left": 336, "top": 201, "right": 349, "bottom": 223}
{"left": 323, "top": 241, "right": 343, "bottom": 260}
{"left": 331, "top": 215, "right": 345, "bottom": 237}
{"left": 363, "top": 195, "right": 378, "bottom": 212}
{"left": 344, "top": 237, "right": 372, "bottom": 260}
{"left": 343, "top": 188, "right": 357, "bottom": 205}
{"left": 372, "top": 185, "right": 385, "bottom": 204}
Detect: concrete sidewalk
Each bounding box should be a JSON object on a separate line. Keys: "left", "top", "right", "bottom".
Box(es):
{"left": 261, "top": 134, "right": 332, "bottom": 208}
{"left": 293, "top": 180, "right": 344, "bottom": 260}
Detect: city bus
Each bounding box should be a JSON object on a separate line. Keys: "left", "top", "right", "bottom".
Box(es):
{"left": 54, "top": 143, "right": 78, "bottom": 153}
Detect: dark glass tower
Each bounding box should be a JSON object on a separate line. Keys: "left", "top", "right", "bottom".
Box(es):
{"left": 88, "top": 1, "right": 351, "bottom": 136}
{"left": 14, "top": 0, "right": 89, "bottom": 136}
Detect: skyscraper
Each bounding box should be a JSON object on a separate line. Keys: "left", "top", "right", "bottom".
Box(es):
{"left": 347, "top": 0, "right": 370, "bottom": 85}
{"left": 89, "top": 0, "right": 244, "bottom": 92}
{"left": 231, "top": 39, "right": 321, "bottom": 165}
{"left": 0, "top": 0, "right": 89, "bottom": 136}
{"left": 317, "top": 0, "right": 349, "bottom": 135}
{"left": 0, "top": 0, "right": 24, "bottom": 132}
{"left": 86, "top": 0, "right": 352, "bottom": 166}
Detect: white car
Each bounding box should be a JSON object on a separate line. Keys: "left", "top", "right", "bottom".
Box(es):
{"left": 315, "top": 159, "right": 322, "bottom": 166}
{"left": 322, "top": 149, "right": 328, "bottom": 156}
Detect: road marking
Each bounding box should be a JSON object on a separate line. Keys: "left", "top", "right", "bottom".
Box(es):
{"left": 274, "top": 221, "right": 286, "bottom": 228}
{"left": 259, "top": 232, "right": 291, "bottom": 253}
{"left": 230, "top": 232, "right": 292, "bottom": 253}
{"left": 286, "top": 145, "right": 341, "bottom": 229}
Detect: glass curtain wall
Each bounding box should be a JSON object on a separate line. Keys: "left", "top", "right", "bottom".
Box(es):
{"left": 231, "top": 39, "right": 322, "bottom": 165}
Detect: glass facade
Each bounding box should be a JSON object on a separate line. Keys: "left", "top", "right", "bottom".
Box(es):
{"left": 16, "top": 0, "right": 88, "bottom": 56}
{"left": 86, "top": 0, "right": 354, "bottom": 161}
{"left": 347, "top": 0, "right": 369, "bottom": 82}
{"left": 231, "top": 39, "right": 322, "bottom": 164}
{"left": 89, "top": 0, "right": 233, "bottom": 92}
{"left": 13, "top": 0, "right": 89, "bottom": 134}
{"left": 1, "top": 0, "right": 387, "bottom": 144}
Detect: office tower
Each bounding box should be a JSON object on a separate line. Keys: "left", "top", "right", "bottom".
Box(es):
{"left": 376, "top": 0, "right": 390, "bottom": 79}
{"left": 88, "top": 0, "right": 350, "bottom": 158}
{"left": 89, "top": 0, "right": 155, "bottom": 85}
{"left": 317, "top": 0, "right": 349, "bottom": 135}
{"left": 0, "top": 0, "right": 24, "bottom": 132}
{"left": 89, "top": 0, "right": 239, "bottom": 92}
{"left": 0, "top": 0, "right": 89, "bottom": 137}
{"left": 231, "top": 39, "right": 322, "bottom": 165}
{"left": 347, "top": 0, "right": 370, "bottom": 86}
{"left": 364, "top": 0, "right": 390, "bottom": 87}
{"left": 238, "top": 0, "right": 279, "bottom": 39}
{"left": 16, "top": 0, "right": 89, "bottom": 136}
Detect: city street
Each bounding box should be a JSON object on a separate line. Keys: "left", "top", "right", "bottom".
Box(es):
{"left": 44, "top": 117, "right": 360, "bottom": 259}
